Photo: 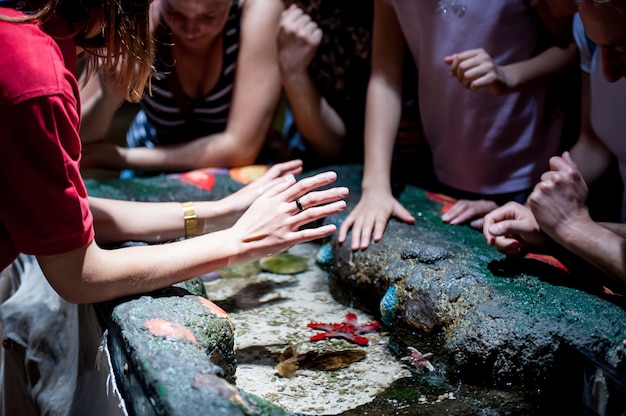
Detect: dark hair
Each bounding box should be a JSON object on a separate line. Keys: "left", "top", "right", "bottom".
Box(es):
{"left": 284, "top": 0, "right": 373, "bottom": 107}
{"left": 1, "top": 0, "right": 154, "bottom": 102}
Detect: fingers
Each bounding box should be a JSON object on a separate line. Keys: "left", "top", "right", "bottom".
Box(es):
{"left": 294, "top": 185, "right": 349, "bottom": 214}
{"left": 493, "top": 236, "right": 524, "bottom": 256}
{"left": 338, "top": 193, "right": 413, "bottom": 250}
{"left": 442, "top": 200, "right": 498, "bottom": 226}
{"left": 549, "top": 153, "right": 580, "bottom": 177}
{"left": 279, "top": 5, "right": 322, "bottom": 45}
{"left": 482, "top": 202, "right": 522, "bottom": 243}
{"left": 260, "top": 170, "right": 336, "bottom": 201}
{"left": 351, "top": 215, "right": 376, "bottom": 251}
{"left": 265, "top": 160, "right": 303, "bottom": 180}
{"left": 444, "top": 49, "right": 498, "bottom": 90}
{"left": 371, "top": 215, "right": 389, "bottom": 244}
{"left": 392, "top": 203, "right": 416, "bottom": 225}
{"left": 337, "top": 208, "right": 377, "bottom": 251}
{"left": 485, "top": 219, "right": 524, "bottom": 239}
{"left": 349, "top": 210, "right": 391, "bottom": 251}
{"left": 469, "top": 217, "right": 484, "bottom": 230}
{"left": 292, "top": 200, "right": 347, "bottom": 231}
{"left": 293, "top": 223, "right": 338, "bottom": 244}
{"left": 280, "top": 3, "right": 304, "bottom": 25}
{"left": 284, "top": 171, "right": 338, "bottom": 201}
{"left": 337, "top": 214, "right": 353, "bottom": 244}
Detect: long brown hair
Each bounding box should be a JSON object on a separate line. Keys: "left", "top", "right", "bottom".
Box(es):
{"left": 0, "top": 0, "right": 154, "bottom": 102}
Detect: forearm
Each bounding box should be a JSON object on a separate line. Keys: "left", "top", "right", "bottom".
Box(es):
{"left": 39, "top": 232, "right": 241, "bottom": 303}
{"left": 499, "top": 42, "right": 577, "bottom": 92}
{"left": 282, "top": 72, "right": 346, "bottom": 158}
{"left": 548, "top": 216, "right": 626, "bottom": 286}
{"left": 120, "top": 130, "right": 259, "bottom": 171}
{"left": 80, "top": 74, "right": 125, "bottom": 143}
{"left": 363, "top": 0, "right": 406, "bottom": 192}
{"left": 89, "top": 197, "right": 237, "bottom": 244}
{"left": 361, "top": 78, "right": 402, "bottom": 193}
{"left": 599, "top": 222, "right": 626, "bottom": 239}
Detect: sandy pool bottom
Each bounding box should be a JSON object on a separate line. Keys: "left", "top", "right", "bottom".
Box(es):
{"left": 204, "top": 242, "right": 411, "bottom": 415}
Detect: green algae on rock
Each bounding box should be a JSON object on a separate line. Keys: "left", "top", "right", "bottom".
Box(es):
{"left": 260, "top": 253, "right": 308, "bottom": 274}
{"left": 219, "top": 261, "right": 262, "bottom": 278}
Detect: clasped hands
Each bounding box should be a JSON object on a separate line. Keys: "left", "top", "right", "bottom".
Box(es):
{"left": 483, "top": 152, "right": 590, "bottom": 255}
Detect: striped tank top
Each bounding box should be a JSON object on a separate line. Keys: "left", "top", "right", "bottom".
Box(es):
{"left": 127, "top": 1, "right": 242, "bottom": 147}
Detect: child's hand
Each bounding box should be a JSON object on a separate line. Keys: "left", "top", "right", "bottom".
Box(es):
{"left": 444, "top": 48, "right": 509, "bottom": 96}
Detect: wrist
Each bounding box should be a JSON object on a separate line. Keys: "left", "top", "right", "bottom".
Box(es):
{"left": 547, "top": 209, "right": 593, "bottom": 249}
{"left": 181, "top": 202, "right": 198, "bottom": 239}
{"left": 280, "top": 68, "right": 312, "bottom": 86}
{"left": 362, "top": 174, "right": 392, "bottom": 193}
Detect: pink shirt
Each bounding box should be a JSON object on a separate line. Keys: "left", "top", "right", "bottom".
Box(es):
{"left": 385, "top": 0, "right": 563, "bottom": 194}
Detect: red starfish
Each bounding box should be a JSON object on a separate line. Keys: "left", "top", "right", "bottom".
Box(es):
{"left": 307, "top": 312, "right": 380, "bottom": 346}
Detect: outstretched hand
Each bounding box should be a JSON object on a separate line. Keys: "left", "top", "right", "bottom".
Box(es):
{"left": 222, "top": 160, "right": 304, "bottom": 213}
{"left": 229, "top": 171, "right": 348, "bottom": 263}
{"left": 337, "top": 187, "right": 415, "bottom": 251}
{"left": 444, "top": 48, "right": 508, "bottom": 96}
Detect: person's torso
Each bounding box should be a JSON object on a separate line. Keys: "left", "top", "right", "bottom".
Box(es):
{"left": 386, "top": 0, "right": 562, "bottom": 195}
{"left": 140, "top": 1, "right": 242, "bottom": 145}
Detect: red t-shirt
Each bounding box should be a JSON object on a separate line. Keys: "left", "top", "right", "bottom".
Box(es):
{"left": 0, "top": 10, "right": 94, "bottom": 270}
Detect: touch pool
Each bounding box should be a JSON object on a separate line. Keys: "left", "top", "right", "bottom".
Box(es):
{"left": 83, "top": 164, "right": 626, "bottom": 415}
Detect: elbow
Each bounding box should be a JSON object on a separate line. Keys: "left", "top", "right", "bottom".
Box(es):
{"left": 221, "top": 148, "right": 263, "bottom": 168}
{"left": 51, "top": 281, "right": 91, "bottom": 304}
{"left": 48, "top": 272, "right": 108, "bottom": 304}
{"left": 231, "top": 154, "right": 259, "bottom": 167}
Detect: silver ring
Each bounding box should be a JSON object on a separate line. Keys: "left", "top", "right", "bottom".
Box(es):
{"left": 295, "top": 198, "right": 304, "bottom": 213}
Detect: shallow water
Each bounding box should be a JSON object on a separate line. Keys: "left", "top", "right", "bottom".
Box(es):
{"left": 206, "top": 242, "right": 589, "bottom": 415}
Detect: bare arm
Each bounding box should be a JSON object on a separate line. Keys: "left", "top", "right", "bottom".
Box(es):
{"left": 599, "top": 223, "right": 626, "bottom": 239}
{"left": 362, "top": 5, "right": 404, "bottom": 198}
{"left": 568, "top": 73, "right": 613, "bottom": 183}
{"left": 79, "top": 72, "right": 126, "bottom": 143}
{"left": 38, "top": 170, "right": 348, "bottom": 304}
{"left": 90, "top": 160, "right": 304, "bottom": 243}
{"left": 546, "top": 211, "right": 626, "bottom": 286}
{"left": 485, "top": 155, "right": 626, "bottom": 286}
{"left": 277, "top": 5, "right": 346, "bottom": 158}
{"left": 337, "top": 0, "right": 415, "bottom": 250}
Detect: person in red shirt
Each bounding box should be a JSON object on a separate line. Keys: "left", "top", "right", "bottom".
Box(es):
{"left": 0, "top": 0, "right": 347, "bottom": 304}
{"left": 0, "top": 1, "right": 347, "bottom": 413}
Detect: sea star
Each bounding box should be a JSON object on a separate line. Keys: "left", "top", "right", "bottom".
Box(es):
{"left": 308, "top": 312, "right": 380, "bottom": 346}
{"left": 401, "top": 346, "right": 434, "bottom": 372}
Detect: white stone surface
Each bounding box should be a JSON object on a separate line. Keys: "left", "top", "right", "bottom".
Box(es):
{"left": 204, "top": 243, "right": 411, "bottom": 415}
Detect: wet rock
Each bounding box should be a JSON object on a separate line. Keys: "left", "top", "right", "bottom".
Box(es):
{"left": 323, "top": 165, "right": 626, "bottom": 396}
